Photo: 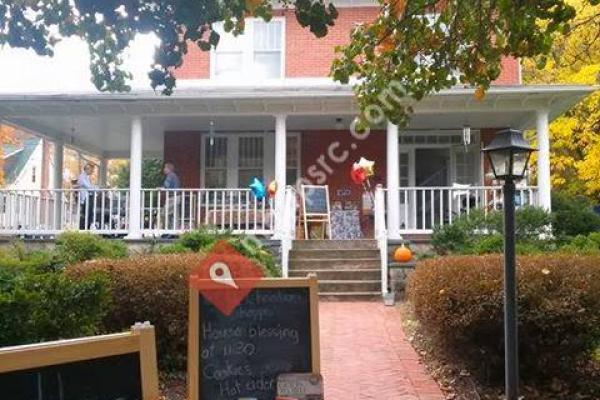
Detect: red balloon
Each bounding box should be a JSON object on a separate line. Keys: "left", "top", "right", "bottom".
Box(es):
{"left": 350, "top": 166, "right": 367, "bottom": 184}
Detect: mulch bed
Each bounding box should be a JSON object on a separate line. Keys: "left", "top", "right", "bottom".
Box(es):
{"left": 398, "top": 302, "right": 600, "bottom": 400}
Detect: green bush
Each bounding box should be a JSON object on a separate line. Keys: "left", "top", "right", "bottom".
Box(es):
{"left": 155, "top": 242, "right": 192, "bottom": 254}
{"left": 407, "top": 255, "right": 600, "bottom": 383}
{"left": 177, "top": 228, "right": 229, "bottom": 252}
{"left": 432, "top": 208, "right": 552, "bottom": 255}
{"left": 165, "top": 229, "right": 280, "bottom": 277}
{"left": 0, "top": 263, "right": 109, "bottom": 347}
{"left": 560, "top": 232, "right": 600, "bottom": 255}
{"left": 55, "top": 231, "right": 127, "bottom": 265}
{"left": 552, "top": 192, "right": 600, "bottom": 237}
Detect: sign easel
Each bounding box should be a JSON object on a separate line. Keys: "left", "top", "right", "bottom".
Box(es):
{"left": 301, "top": 185, "right": 332, "bottom": 239}
{"left": 188, "top": 276, "right": 321, "bottom": 400}
{"left": 0, "top": 323, "right": 159, "bottom": 400}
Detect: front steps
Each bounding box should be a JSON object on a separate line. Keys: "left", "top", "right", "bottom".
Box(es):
{"left": 288, "top": 240, "right": 382, "bottom": 300}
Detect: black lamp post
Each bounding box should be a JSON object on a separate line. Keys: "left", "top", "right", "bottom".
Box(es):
{"left": 482, "top": 129, "right": 535, "bottom": 400}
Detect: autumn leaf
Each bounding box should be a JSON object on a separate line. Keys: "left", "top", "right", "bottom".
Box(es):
{"left": 390, "top": 0, "right": 407, "bottom": 18}
{"left": 474, "top": 86, "right": 486, "bottom": 101}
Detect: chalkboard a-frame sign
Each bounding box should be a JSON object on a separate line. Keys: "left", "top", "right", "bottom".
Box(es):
{"left": 0, "top": 323, "right": 159, "bottom": 400}
{"left": 301, "top": 185, "right": 332, "bottom": 239}
{"left": 188, "top": 276, "right": 321, "bottom": 400}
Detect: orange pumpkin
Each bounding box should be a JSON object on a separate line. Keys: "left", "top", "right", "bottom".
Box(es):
{"left": 393, "top": 245, "right": 412, "bottom": 263}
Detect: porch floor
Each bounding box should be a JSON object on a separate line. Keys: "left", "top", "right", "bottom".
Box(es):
{"left": 320, "top": 301, "right": 443, "bottom": 400}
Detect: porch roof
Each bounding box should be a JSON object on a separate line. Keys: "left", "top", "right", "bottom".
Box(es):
{"left": 0, "top": 81, "right": 594, "bottom": 158}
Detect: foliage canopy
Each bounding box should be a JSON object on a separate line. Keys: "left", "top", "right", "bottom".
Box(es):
{"left": 1, "top": 0, "right": 599, "bottom": 126}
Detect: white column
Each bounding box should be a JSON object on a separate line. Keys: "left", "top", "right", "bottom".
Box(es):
{"left": 273, "top": 114, "right": 287, "bottom": 238}
{"left": 536, "top": 109, "right": 551, "bottom": 211}
{"left": 126, "top": 117, "right": 143, "bottom": 239}
{"left": 53, "top": 139, "right": 64, "bottom": 230}
{"left": 386, "top": 121, "right": 401, "bottom": 239}
{"left": 99, "top": 158, "right": 108, "bottom": 187}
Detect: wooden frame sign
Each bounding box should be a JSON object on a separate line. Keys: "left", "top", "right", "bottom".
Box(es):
{"left": 301, "top": 185, "right": 332, "bottom": 239}
{"left": 188, "top": 276, "right": 321, "bottom": 400}
{"left": 0, "top": 322, "right": 159, "bottom": 400}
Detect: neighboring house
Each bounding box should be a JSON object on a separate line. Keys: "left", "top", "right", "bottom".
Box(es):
{"left": 2, "top": 136, "right": 53, "bottom": 191}
{"left": 0, "top": 0, "right": 594, "bottom": 245}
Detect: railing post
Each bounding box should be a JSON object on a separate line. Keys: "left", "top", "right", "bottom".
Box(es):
{"left": 52, "top": 139, "right": 64, "bottom": 231}
{"left": 374, "top": 185, "right": 389, "bottom": 297}
{"left": 126, "top": 116, "right": 143, "bottom": 240}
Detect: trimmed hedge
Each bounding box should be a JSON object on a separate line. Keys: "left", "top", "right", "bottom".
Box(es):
{"left": 407, "top": 255, "right": 600, "bottom": 383}
{"left": 67, "top": 253, "right": 205, "bottom": 370}
{"left": 68, "top": 245, "right": 276, "bottom": 371}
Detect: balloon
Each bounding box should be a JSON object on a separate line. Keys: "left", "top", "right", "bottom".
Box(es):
{"left": 267, "top": 180, "right": 278, "bottom": 198}
{"left": 350, "top": 166, "right": 367, "bottom": 185}
{"left": 357, "top": 157, "right": 375, "bottom": 177}
{"left": 249, "top": 178, "right": 266, "bottom": 200}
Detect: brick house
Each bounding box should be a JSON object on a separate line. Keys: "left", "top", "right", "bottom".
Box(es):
{"left": 0, "top": 1, "right": 593, "bottom": 257}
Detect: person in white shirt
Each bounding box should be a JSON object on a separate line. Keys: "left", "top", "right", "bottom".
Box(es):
{"left": 77, "top": 163, "right": 98, "bottom": 229}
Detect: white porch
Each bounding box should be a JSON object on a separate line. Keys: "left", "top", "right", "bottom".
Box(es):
{"left": 0, "top": 82, "right": 592, "bottom": 241}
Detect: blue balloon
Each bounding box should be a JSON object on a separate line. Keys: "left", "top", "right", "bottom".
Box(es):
{"left": 249, "top": 177, "right": 266, "bottom": 200}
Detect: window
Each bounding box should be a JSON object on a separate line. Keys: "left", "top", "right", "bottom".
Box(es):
{"left": 213, "top": 19, "right": 283, "bottom": 80}
{"left": 286, "top": 135, "right": 299, "bottom": 185}
{"left": 204, "top": 137, "right": 228, "bottom": 188}
{"left": 454, "top": 149, "right": 479, "bottom": 185}
{"left": 238, "top": 137, "right": 264, "bottom": 186}
{"left": 31, "top": 166, "right": 36, "bottom": 183}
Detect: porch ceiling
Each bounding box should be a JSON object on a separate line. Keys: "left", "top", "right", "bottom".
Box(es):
{"left": 0, "top": 81, "right": 594, "bottom": 157}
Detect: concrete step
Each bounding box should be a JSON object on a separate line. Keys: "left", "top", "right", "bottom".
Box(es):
{"left": 289, "top": 268, "right": 381, "bottom": 281}
{"left": 319, "top": 292, "right": 381, "bottom": 301}
{"left": 293, "top": 239, "right": 378, "bottom": 250}
{"left": 289, "top": 258, "right": 381, "bottom": 270}
{"left": 290, "top": 249, "right": 380, "bottom": 260}
{"left": 318, "top": 280, "right": 381, "bottom": 293}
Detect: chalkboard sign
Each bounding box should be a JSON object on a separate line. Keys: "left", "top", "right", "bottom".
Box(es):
{"left": 303, "top": 186, "right": 328, "bottom": 215}
{"left": 301, "top": 185, "right": 331, "bottom": 239}
{"left": 188, "top": 277, "right": 320, "bottom": 400}
{"left": 0, "top": 323, "right": 159, "bottom": 400}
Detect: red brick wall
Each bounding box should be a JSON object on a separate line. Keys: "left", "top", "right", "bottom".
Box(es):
{"left": 285, "top": 7, "right": 378, "bottom": 77}
{"left": 300, "top": 129, "right": 386, "bottom": 203}
{"left": 494, "top": 57, "right": 521, "bottom": 85}
{"left": 173, "top": 45, "right": 210, "bottom": 80}
{"left": 174, "top": 7, "right": 521, "bottom": 84}
{"left": 163, "top": 131, "right": 202, "bottom": 187}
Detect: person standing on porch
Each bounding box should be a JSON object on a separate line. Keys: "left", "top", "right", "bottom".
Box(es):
{"left": 77, "top": 163, "right": 98, "bottom": 230}
{"left": 161, "top": 162, "right": 181, "bottom": 232}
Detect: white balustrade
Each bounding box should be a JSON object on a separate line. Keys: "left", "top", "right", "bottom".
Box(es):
{"left": 280, "top": 186, "right": 297, "bottom": 278}
{"left": 140, "top": 188, "right": 275, "bottom": 236}
{"left": 385, "top": 186, "right": 539, "bottom": 234}
{"left": 374, "top": 185, "right": 389, "bottom": 296}
{"left": 0, "top": 189, "right": 130, "bottom": 235}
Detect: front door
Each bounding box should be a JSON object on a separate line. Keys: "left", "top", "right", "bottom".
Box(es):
{"left": 414, "top": 148, "right": 450, "bottom": 230}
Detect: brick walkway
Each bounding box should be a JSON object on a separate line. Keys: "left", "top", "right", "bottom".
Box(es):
{"left": 320, "top": 302, "right": 444, "bottom": 400}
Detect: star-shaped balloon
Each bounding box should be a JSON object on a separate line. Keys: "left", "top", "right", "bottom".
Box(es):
{"left": 249, "top": 177, "right": 266, "bottom": 200}
{"left": 357, "top": 157, "right": 375, "bottom": 177}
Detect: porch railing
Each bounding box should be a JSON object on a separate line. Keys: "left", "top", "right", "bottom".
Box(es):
{"left": 0, "top": 189, "right": 130, "bottom": 235}
{"left": 280, "top": 186, "right": 297, "bottom": 278}
{"left": 386, "top": 185, "right": 539, "bottom": 234}
{"left": 374, "top": 185, "right": 389, "bottom": 296}
{"left": 0, "top": 188, "right": 274, "bottom": 236}
{"left": 140, "top": 188, "right": 274, "bottom": 236}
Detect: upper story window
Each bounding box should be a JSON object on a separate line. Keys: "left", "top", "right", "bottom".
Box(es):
{"left": 212, "top": 19, "right": 284, "bottom": 80}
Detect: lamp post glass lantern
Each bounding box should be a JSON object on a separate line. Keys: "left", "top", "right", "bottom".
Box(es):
{"left": 482, "top": 128, "right": 535, "bottom": 400}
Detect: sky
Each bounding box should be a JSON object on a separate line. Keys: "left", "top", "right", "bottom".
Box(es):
{"left": 0, "top": 34, "right": 159, "bottom": 93}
